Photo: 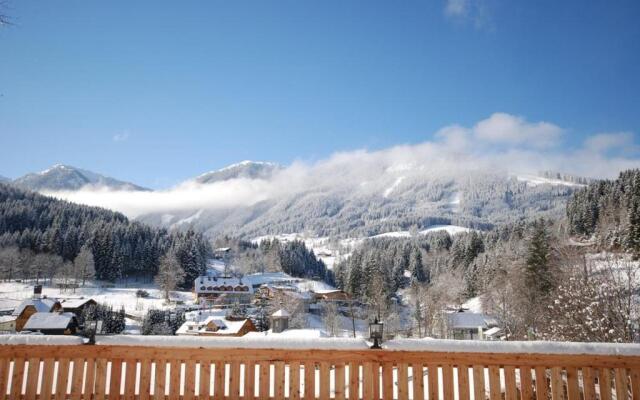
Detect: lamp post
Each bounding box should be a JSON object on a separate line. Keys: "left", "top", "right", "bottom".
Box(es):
{"left": 85, "top": 319, "right": 103, "bottom": 345}
{"left": 369, "top": 317, "right": 383, "bottom": 349}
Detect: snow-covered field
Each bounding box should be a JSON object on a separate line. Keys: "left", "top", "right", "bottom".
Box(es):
{"left": 0, "top": 281, "right": 195, "bottom": 319}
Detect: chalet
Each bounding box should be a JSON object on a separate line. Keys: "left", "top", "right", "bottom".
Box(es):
{"left": 447, "top": 311, "right": 499, "bottom": 340}
{"left": 313, "top": 289, "right": 350, "bottom": 302}
{"left": 61, "top": 298, "right": 97, "bottom": 315}
{"left": 12, "top": 295, "right": 62, "bottom": 332}
{"left": 194, "top": 276, "right": 253, "bottom": 304}
{"left": 23, "top": 312, "right": 79, "bottom": 335}
{"left": 0, "top": 316, "right": 17, "bottom": 332}
{"left": 176, "top": 316, "right": 256, "bottom": 337}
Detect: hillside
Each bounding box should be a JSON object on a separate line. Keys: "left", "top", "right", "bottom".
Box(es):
{"left": 144, "top": 168, "right": 583, "bottom": 239}
{"left": 12, "top": 164, "right": 149, "bottom": 192}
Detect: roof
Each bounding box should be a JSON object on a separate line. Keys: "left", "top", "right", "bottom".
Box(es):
{"left": 23, "top": 312, "right": 76, "bottom": 330}
{"left": 484, "top": 327, "right": 503, "bottom": 337}
{"left": 176, "top": 316, "right": 251, "bottom": 336}
{"left": 12, "top": 298, "right": 59, "bottom": 317}
{"left": 448, "top": 312, "right": 498, "bottom": 330}
{"left": 194, "top": 277, "right": 254, "bottom": 294}
{"left": 0, "top": 316, "right": 17, "bottom": 324}
{"left": 61, "top": 298, "right": 96, "bottom": 309}
{"left": 271, "top": 309, "right": 290, "bottom": 318}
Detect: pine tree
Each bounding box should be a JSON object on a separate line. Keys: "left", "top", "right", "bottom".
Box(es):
{"left": 525, "top": 219, "right": 553, "bottom": 296}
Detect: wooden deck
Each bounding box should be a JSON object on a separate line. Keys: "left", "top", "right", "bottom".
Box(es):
{"left": 1, "top": 342, "right": 640, "bottom": 399}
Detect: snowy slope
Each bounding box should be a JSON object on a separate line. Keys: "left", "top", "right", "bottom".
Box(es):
{"left": 13, "top": 164, "right": 149, "bottom": 192}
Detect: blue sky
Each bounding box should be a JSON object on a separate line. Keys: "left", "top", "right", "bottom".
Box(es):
{"left": 1, "top": 0, "right": 639, "bottom": 188}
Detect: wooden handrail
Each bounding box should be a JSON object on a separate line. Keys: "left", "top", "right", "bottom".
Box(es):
{"left": 2, "top": 342, "right": 640, "bottom": 399}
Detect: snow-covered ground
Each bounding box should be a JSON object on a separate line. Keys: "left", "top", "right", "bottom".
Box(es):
{"left": 370, "top": 224, "right": 472, "bottom": 239}
{"left": 516, "top": 174, "right": 586, "bottom": 188}
{"left": 0, "top": 281, "right": 195, "bottom": 320}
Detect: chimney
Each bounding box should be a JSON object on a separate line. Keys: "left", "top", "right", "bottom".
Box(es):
{"left": 33, "top": 285, "right": 42, "bottom": 299}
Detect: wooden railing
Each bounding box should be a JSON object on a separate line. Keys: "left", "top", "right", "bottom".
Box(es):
{"left": 2, "top": 338, "right": 640, "bottom": 399}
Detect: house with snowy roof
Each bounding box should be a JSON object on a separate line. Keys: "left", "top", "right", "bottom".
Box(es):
{"left": 194, "top": 276, "right": 253, "bottom": 304}
{"left": 23, "top": 312, "right": 79, "bottom": 335}
{"left": 61, "top": 298, "right": 97, "bottom": 315}
{"left": 176, "top": 315, "right": 256, "bottom": 337}
{"left": 12, "top": 289, "right": 62, "bottom": 332}
{"left": 447, "top": 310, "right": 499, "bottom": 340}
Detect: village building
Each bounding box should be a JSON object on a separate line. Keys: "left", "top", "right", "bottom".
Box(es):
{"left": 23, "top": 312, "right": 79, "bottom": 335}
{"left": 313, "top": 289, "right": 350, "bottom": 302}
{"left": 194, "top": 276, "right": 254, "bottom": 305}
{"left": 0, "top": 316, "right": 17, "bottom": 332}
{"left": 61, "top": 298, "right": 97, "bottom": 315}
{"left": 12, "top": 292, "right": 62, "bottom": 332}
{"left": 176, "top": 315, "right": 256, "bottom": 337}
{"left": 447, "top": 311, "right": 499, "bottom": 340}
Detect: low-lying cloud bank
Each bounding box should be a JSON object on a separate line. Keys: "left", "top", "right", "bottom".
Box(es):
{"left": 45, "top": 113, "right": 640, "bottom": 218}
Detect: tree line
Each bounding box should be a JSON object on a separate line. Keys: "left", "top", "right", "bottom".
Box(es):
{"left": 0, "top": 183, "right": 209, "bottom": 287}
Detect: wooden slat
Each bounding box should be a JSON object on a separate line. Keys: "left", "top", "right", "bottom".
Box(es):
{"left": 382, "top": 363, "right": 393, "bottom": 400}
{"left": 0, "top": 358, "right": 8, "bottom": 400}
{"left": 109, "top": 359, "right": 122, "bottom": 400}
{"left": 41, "top": 358, "right": 56, "bottom": 400}
{"left": 550, "top": 367, "right": 563, "bottom": 400}
{"left": 259, "top": 362, "right": 269, "bottom": 399}
{"left": 183, "top": 360, "right": 196, "bottom": 400}
{"left": 413, "top": 364, "right": 425, "bottom": 400}
{"left": 154, "top": 360, "right": 166, "bottom": 400}
{"left": 139, "top": 359, "right": 152, "bottom": 400}
{"left": 214, "top": 361, "right": 225, "bottom": 399}
{"left": 274, "top": 361, "right": 285, "bottom": 399}
{"left": 472, "top": 365, "right": 485, "bottom": 400}
{"left": 600, "top": 369, "right": 612, "bottom": 400}
{"left": 10, "top": 357, "right": 25, "bottom": 399}
{"left": 630, "top": 369, "right": 640, "bottom": 400}
{"left": 442, "top": 364, "right": 454, "bottom": 400}
{"left": 124, "top": 359, "right": 137, "bottom": 400}
{"left": 229, "top": 361, "right": 241, "bottom": 400}
{"left": 198, "top": 361, "right": 210, "bottom": 400}
{"left": 582, "top": 367, "right": 596, "bottom": 400}
{"left": 504, "top": 365, "right": 517, "bottom": 400}
{"left": 428, "top": 364, "right": 438, "bottom": 400}
{"left": 534, "top": 367, "right": 548, "bottom": 400}
{"left": 519, "top": 366, "right": 533, "bottom": 400}
{"left": 334, "top": 363, "right": 344, "bottom": 400}
{"left": 168, "top": 359, "right": 180, "bottom": 400}
{"left": 565, "top": 367, "right": 579, "bottom": 400}
{"left": 457, "top": 365, "right": 469, "bottom": 400}
{"left": 70, "top": 358, "right": 85, "bottom": 400}
{"left": 84, "top": 358, "right": 96, "bottom": 400}
{"left": 395, "top": 363, "right": 407, "bottom": 400}
{"left": 488, "top": 365, "right": 500, "bottom": 400}
{"left": 372, "top": 363, "right": 380, "bottom": 400}
{"left": 359, "top": 362, "right": 370, "bottom": 400}
{"left": 348, "top": 362, "right": 358, "bottom": 400}
{"left": 289, "top": 361, "right": 302, "bottom": 400}
{"left": 614, "top": 368, "right": 628, "bottom": 400}
{"left": 94, "top": 358, "right": 108, "bottom": 400}
{"left": 319, "top": 362, "right": 330, "bottom": 400}
{"left": 56, "top": 358, "right": 70, "bottom": 400}
{"left": 245, "top": 361, "right": 256, "bottom": 400}
{"left": 25, "top": 357, "right": 40, "bottom": 400}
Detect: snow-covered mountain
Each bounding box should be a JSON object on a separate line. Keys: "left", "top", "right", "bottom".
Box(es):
{"left": 0, "top": 175, "right": 9, "bottom": 184}
{"left": 13, "top": 164, "right": 149, "bottom": 192}
{"left": 193, "top": 161, "right": 281, "bottom": 184}
{"left": 140, "top": 163, "right": 588, "bottom": 238}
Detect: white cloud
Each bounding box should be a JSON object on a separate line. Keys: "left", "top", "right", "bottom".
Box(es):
{"left": 444, "top": 0, "right": 493, "bottom": 30}
{"left": 113, "top": 132, "right": 130, "bottom": 142}
{"left": 473, "top": 112, "right": 563, "bottom": 148}
{"left": 46, "top": 113, "right": 640, "bottom": 218}
{"left": 445, "top": 0, "right": 469, "bottom": 17}
{"left": 584, "top": 132, "right": 636, "bottom": 153}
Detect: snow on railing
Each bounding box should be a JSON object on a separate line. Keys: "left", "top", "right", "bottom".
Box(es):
{"left": 2, "top": 335, "right": 640, "bottom": 399}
